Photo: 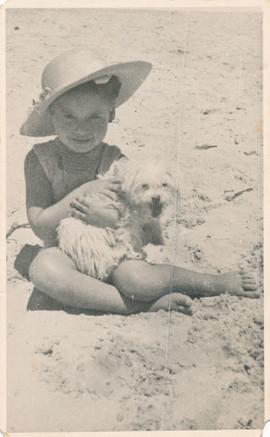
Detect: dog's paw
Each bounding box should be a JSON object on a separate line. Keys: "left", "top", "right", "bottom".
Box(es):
{"left": 145, "top": 244, "right": 169, "bottom": 264}
{"left": 126, "top": 250, "right": 146, "bottom": 261}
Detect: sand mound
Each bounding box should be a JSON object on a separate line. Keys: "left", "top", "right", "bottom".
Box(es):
{"left": 7, "top": 290, "right": 263, "bottom": 431}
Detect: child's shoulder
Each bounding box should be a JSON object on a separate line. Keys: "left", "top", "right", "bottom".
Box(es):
{"left": 33, "top": 138, "right": 59, "bottom": 156}
{"left": 25, "top": 138, "right": 58, "bottom": 161}
{"left": 24, "top": 138, "right": 59, "bottom": 181}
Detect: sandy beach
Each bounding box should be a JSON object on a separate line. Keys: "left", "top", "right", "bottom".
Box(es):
{"left": 6, "top": 8, "right": 264, "bottom": 431}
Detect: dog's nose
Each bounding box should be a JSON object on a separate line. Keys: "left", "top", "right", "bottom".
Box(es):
{"left": 152, "top": 195, "right": 161, "bottom": 203}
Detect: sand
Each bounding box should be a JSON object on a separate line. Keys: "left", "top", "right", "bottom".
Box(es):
{"left": 6, "top": 8, "right": 264, "bottom": 432}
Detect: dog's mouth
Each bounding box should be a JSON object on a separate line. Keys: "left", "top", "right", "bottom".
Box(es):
{"left": 150, "top": 200, "right": 163, "bottom": 218}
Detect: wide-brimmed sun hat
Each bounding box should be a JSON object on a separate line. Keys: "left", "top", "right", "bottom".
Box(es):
{"left": 20, "top": 48, "right": 152, "bottom": 137}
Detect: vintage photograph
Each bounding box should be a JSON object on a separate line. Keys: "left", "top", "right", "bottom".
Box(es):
{"left": 5, "top": 5, "right": 264, "bottom": 432}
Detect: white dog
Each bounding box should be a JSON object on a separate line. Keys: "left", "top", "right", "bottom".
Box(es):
{"left": 57, "top": 158, "right": 177, "bottom": 280}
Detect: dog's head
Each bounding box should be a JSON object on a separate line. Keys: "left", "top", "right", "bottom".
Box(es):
{"left": 120, "top": 160, "right": 177, "bottom": 219}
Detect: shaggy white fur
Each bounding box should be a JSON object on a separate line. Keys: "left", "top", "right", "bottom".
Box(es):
{"left": 57, "top": 159, "right": 177, "bottom": 280}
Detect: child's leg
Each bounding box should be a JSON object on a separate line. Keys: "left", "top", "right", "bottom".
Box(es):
{"left": 29, "top": 247, "right": 137, "bottom": 313}
{"left": 29, "top": 247, "right": 193, "bottom": 314}
{"left": 111, "top": 260, "right": 259, "bottom": 302}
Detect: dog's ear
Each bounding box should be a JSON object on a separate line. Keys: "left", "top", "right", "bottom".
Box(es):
{"left": 164, "top": 169, "right": 176, "bottom": 188}
{"left": 121, "top": 164, "right": 140, "bottom": 198}
{"left": 102, "top": 158, "right": 127, "bottom": 179}
{"left": 112, "top": 158, "right": 128, "bottom": 176}
{"left": 109, "top": 161, "right": 121, "bottom": 177}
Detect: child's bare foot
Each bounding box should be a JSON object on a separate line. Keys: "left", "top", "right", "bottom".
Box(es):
{"left": 148, "top": 293, "right": 193, "bottom": 315}
{"left": 211, "top": 270, "right": 260, "bottom": 298}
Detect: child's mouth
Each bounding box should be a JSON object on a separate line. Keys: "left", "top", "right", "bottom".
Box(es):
{"left": 73, "top": 138, "right": 92, "bottom": 143}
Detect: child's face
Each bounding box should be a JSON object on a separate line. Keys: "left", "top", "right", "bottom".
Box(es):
{"left": 49, "top": 86, "right": 112, "bottom": 153}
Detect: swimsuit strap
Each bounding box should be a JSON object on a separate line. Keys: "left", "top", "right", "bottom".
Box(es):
{"left": 33, "top": 139, "right": 59, "bottom": 183}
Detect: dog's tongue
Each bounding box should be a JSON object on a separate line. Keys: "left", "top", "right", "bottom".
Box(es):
{"left": 151, "top": 202, "right": 162, "bottom": 218}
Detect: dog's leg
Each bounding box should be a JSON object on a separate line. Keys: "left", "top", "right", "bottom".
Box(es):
{"left": 115, "top": 228, "right": 145, "bottom": 261}
{"left": 142, "top": 220, "right": 174, "bottom": 264}
{"left": 129, "top": 223, "right": 147, "bottom": 259}
{"left": 124, "top": 237, "right": 146, "bottom": 261}
{"left": 141, "top": 221, "right": 165, "bottom": 246}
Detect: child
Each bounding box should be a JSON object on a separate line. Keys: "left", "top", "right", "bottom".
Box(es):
{"left": 21, "top": 48, "right": 259, "bottom": 315}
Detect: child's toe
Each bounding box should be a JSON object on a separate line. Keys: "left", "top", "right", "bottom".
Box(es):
{"left": 177, "top": 294, "right": 192, "bottom": 307}
{"left": 240, "top": 270, "right": 254, "bottom": 279}
{"left": 243, "top": 282, "right": 257, "bottom": 291}
{"left": 240, "top": 271, "right": 258, "bottom": 287}
{"left": 237, "top": 290, "right": 260, "bottom": 298}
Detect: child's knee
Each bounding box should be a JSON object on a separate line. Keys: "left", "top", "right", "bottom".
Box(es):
{"left": 113, "top": 261, "right": 153, "bottom": 298}
{"left": 29, "top": 249, "right": 62, "bottom": 287}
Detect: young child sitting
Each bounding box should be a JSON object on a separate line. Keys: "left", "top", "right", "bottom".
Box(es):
{"left": 21, "top": 48, "right": 259, "bottom": 315}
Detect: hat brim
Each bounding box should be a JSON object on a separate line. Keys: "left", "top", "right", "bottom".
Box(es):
{"left": 20, "top": 61, "right": 152, "bottom": 137}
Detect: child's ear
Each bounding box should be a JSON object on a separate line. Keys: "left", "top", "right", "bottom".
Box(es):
{"left": 109, "top": 108, "right": 116, "bottom": 123}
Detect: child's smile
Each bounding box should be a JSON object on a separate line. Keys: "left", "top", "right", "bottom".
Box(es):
{"left": 49, "top": 86, "right": 112, "bottom": 153}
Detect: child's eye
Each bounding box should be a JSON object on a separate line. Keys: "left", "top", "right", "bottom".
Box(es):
{"left": 63, "top": 113, "right": 73, "bottom": 120}
{"left": 142, "top": 183, "right": 149, "bottom": 190}
{"left": 90, "top": 116, "right": 102, "bottom": 123}
{"left": 162, "top": 183, "right": 168, "bottom": 188}
{"left": 93, "top": 114, "right": 108, "bottom": 122}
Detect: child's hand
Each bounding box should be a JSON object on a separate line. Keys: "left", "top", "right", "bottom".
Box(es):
{"left": 70, "top": 194, "right": 120, "bottom": 229}
{"left": 80, "top": 178, "right": 122, "bottom": 199}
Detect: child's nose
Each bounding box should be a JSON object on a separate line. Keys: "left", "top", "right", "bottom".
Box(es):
{"left": 76, "top": 120, "right": 92, "bottom": 134}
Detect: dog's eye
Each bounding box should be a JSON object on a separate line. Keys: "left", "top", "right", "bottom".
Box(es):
{"left": 142, "top": 183, "right": 149, "bottom": 190}
{"left": 162, "top": 183, "right": 168, "bottom": 188}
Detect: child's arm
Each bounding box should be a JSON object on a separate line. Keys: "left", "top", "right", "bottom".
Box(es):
{"left": 25, "top": 152, "right": 121, "bottom": 241}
